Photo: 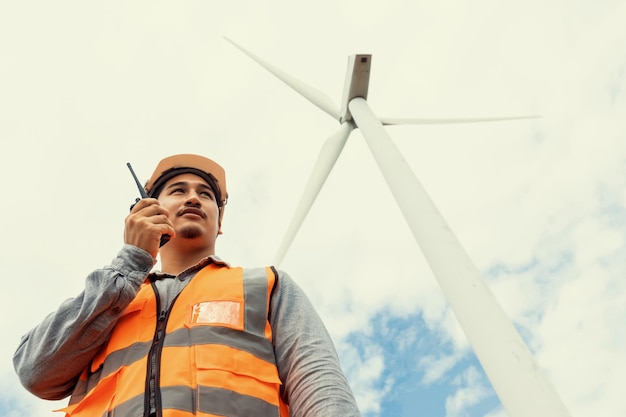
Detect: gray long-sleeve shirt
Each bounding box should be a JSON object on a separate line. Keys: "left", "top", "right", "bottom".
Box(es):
{"left": 13, "top": 244, "right": 361, "bottom": 417}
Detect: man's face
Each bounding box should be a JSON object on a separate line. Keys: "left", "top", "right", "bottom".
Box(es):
{"left": 157, "top": 172, "right": 221, "bottom": 243}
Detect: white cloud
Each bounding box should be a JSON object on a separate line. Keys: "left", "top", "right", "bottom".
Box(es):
{"left": 418, "top": 352, "right": 463, "bottom": 386}
{"left": 338, "top": 341, "right": 392, "bottom": 416}
{"left": 483, "top": 407, "right": 507, "bottom": 417}
{"left": 445, "top": 367, "right": 491, "bottom": 417}
{"left": 536, "top": 252, "right": 626, "bottom": 417}
{"left": 0, "top": 372, "right": 65, "bottom": 417}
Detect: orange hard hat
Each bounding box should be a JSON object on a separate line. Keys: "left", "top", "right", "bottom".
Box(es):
{"left": 145, "top": 154, "right": 228, "bottom": 222}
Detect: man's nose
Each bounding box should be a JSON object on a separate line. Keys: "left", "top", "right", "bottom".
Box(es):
{"left": 184, "top": 192, "right": 201, "bottom": 206}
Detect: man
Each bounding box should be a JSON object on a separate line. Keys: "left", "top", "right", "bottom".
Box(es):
{"left": 14, "top": 154, "right": 361, "bottom": 417}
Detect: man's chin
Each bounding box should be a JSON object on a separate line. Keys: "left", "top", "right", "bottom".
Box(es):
{"left": 178, "top": 226, "right": 204, "bottom": 240}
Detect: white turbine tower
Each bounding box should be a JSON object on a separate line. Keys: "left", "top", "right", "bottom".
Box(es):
{"left": 225, "top": 38, "right": 571, "bottom": 417}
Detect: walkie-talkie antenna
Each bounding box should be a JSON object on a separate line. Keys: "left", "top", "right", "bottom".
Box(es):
{"left": 127, "top": 162, "right": 148, "bottom": 198}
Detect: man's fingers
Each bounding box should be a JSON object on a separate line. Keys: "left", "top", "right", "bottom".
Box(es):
{"left": 124, "top": 198, "right": 175, "bottom": 257}
{"left": 130, "top": 198, "right": 159, "bottom": 213}
{"left": 130, "top": 199, "right": 170, "bottom": 219}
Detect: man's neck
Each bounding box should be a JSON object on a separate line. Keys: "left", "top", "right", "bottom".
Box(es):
{"left": 159, "top": 243, "right": 214, "bottom": 276}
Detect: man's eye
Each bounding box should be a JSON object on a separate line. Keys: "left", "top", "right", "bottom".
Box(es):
{"left": 172, "top": 188, "right": 185, "bottom": 194}
{"left": 200, "top": 191, "right": 213, "bottom": 198}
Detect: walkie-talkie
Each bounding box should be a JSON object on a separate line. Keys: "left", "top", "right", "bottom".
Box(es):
{"left": 127, "top": 162, "right": 171, "bottom": 247}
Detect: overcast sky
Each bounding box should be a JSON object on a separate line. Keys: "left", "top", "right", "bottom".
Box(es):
{"left": 1, "top": 1, "right": 625, "bottom": 416}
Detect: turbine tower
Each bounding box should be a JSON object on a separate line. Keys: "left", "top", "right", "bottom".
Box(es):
{"left": 224, "top": 37, "right": 571, "bottom": 417}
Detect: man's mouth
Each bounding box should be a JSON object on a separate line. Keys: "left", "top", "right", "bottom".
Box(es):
{"left": 178, "top": 207, "right": 205, "bottom": 218}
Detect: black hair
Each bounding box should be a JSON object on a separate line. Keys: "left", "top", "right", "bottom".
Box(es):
{"left": 147, "top": 167, "right": 223, "bottom": 206}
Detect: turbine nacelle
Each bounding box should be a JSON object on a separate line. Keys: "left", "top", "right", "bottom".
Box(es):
{"left": 339, "top": 54, "right": 371, "bottom": 124}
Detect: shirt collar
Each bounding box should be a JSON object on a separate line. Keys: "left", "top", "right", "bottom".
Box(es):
{"left": 149, "top": 254, "right": 230, "bottom": 279}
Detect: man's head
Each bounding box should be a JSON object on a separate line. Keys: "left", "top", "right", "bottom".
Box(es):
{"left": 145, "top": 154, "right": 228, "bottom": 225}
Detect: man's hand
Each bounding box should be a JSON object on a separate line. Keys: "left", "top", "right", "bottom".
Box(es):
{"left": 124, "top": 198, "right": 176, "bottom": 258}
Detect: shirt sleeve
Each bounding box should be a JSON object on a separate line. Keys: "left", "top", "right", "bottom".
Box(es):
{"left": 270, "top": 269, "right": 362, "bottom": 417}
{"left": 12, "top": 244, "right": 155, "bottom": 400}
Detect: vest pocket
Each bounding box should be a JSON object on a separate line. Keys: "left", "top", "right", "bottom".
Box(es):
{"left": 57, "top": 370, "right": 119, "bottom": 416}
{"left": 104, "top": 298, "right": 154, "bottom": 353}
{"left": 194, "top": 344, "right": 282, "bottom": 407}
{"left": 64, "top": 356, "right": 149, "bottom": 417}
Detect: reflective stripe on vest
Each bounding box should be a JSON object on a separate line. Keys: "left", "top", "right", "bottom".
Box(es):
{"left": 59, "top": 264, "right": 289, "bottom": 417}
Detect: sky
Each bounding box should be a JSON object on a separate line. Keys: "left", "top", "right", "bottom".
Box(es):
{"left": 1, "top": 1, "right": 625, "bottom": 416}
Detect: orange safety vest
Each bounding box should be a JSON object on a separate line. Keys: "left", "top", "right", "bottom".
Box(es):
{"left": 59, "top": 263, "right": 290, "bottom": 417}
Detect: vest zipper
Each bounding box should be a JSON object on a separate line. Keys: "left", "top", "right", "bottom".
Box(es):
{"left": 145, "top": 283, "right": 173, "bottom": 417}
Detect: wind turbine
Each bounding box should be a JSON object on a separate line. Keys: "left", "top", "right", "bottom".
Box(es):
{"left": 224, "top": 37, "right": 571, "bottom": 417}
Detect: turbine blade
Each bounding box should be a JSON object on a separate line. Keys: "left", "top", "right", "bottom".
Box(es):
{"left": 223, "top": 37, "right": 340, "bottom": 120}
{"left": 380, "top": 115, "right": 541, "bottom": 125}
{"left": 349, "top": 97, "right": 571, "bottom": 417}
{"left": 274, "top": 123, "right": 353, "bottom": 266}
